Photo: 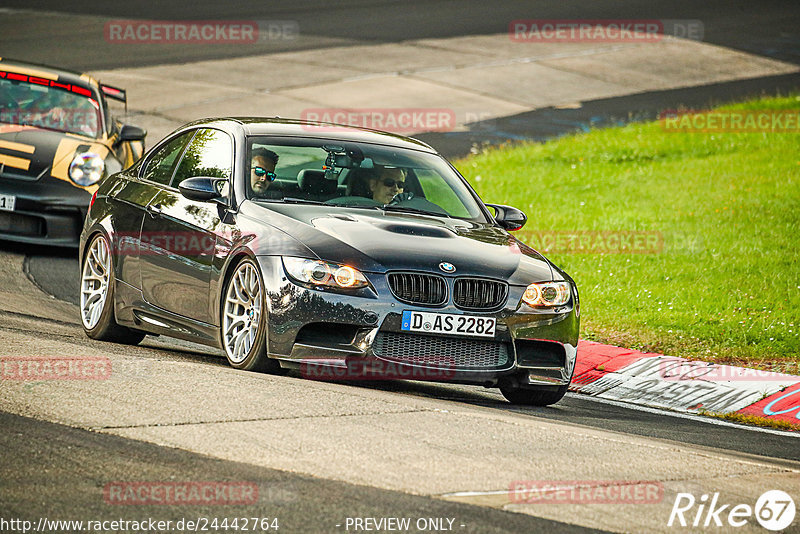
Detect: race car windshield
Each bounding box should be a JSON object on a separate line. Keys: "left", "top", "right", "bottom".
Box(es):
{"left": 0, "top": 78, "right": 102, "bottom": 138}
{"left": 246, "top": 137, "right": 488, "bottom": 222}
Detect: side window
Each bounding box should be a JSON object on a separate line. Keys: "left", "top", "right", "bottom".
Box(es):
{"left": 170, "top": 129, "right": 233, "bottom": 188}
{"left": 141, "top": 131, "right": 194, "bottom": 185}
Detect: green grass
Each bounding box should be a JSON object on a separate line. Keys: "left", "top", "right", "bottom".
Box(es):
{"left": 701, "top": 410, "right": 800, "bottom": 433}
{"left": 455, "top": 96, "right": 800, "bottom": 371}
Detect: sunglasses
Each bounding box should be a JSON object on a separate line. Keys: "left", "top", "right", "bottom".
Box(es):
{"left": 253, "top": 166, "right": 277, "bottom": 181}
{"left": 381, "top": 178, "right": 405, "bottom": 188}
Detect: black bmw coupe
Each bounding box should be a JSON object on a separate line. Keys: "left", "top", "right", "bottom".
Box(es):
{"left": 79, "top": 118, "right": 579, "bottom": 405}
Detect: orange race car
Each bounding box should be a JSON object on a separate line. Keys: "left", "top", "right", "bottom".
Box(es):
{"left": 0, "top": 58, "right": 146, "bottom": 246}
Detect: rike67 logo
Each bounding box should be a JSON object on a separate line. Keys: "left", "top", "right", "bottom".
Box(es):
{"left": 668, "top": 490, "right": 795, "bottom": 531}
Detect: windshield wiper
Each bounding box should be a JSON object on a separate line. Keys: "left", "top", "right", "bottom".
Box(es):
{"left": 342, "top": 204, "right": 382, "bottom": 210}
{"left": 257, "top": 197, "right": 329, "bottom": 205}
{"left": 283, "top": 197, "right": 330, "bottom": 205}
{"left": 381, "top": 204, "right": 450, "bottom": 218}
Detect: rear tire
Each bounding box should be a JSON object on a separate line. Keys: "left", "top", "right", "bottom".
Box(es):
{"left": 500, "top": 383, "right": 569, "bottom": 406}
{"left": 221, "top": 258, "right": 283, "bottom": 373}
{"left": 80, "top": 233, "right": 145, "bottom": 345}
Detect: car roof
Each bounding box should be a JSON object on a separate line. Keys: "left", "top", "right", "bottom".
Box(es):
{"left": 180, "top": 117, "right": 438, "bottom": 153}
{"left": 0, "top": 57, "right": 99, "bottom": 92}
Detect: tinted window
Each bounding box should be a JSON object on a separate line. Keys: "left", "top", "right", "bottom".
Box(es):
{"left": 244, "top": 137, "right": 486, "bottom": 222}
{"left": 170, "top": 129, "right": 232, "bottom": 188}
{"left": 141, "top": 132, "right": 194, "bottom": 185}
{"left": 0, "top": 78, "right": 102, "bottom": 138}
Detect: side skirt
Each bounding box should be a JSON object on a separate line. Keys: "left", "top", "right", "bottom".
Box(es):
{"left": 114, "top": 279, "right": 222, "bottom": 349}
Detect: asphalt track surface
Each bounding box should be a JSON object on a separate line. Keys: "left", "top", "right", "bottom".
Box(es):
{"left": 417, "top": 71, "right": 800, "bottom": 158}
{"left": 0, "top": 411, "right": 604, "bottom": 533}
{"left": 3, "top": 2, "right": 800, "bottom": 532}
{"left": 3, "top": 0, "right": 799, "bottom": 70}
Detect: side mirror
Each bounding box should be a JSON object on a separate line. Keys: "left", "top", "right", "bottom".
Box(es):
{"left": 117, "top": 124, "right": 146, "bottom": 143}
{"left": 178, "top": 177, "right": 225, "bottom": 203}
{"left": 486, "top": 203, "right": 527, "bottom": 231}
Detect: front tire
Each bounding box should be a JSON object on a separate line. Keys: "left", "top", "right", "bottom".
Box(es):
{"left": 221, "top": 258, "right": 282, "bottom": 373}
{"left": 499, "top": 383, "right": 569, "bottom": 406}
{"left": 80, "top": 233, "right": 145, "bottom": 345}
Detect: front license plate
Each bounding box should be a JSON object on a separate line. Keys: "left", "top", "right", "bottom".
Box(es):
{"left": 0, "top": 194, "right": 15, "bottom": 212}
{"left": 401, "top": 310, "right": 496, "bottom": 338}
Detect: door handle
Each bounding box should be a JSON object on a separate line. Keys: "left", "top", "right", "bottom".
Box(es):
{"left": 146, "top": 203, "right": 163, "bottom": 217}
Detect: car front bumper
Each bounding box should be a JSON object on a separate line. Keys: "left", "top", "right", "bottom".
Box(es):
{"left": 0, "top": 175, "right": 90, "bottom": 247}
{"left": 257, "top": 256, "right": 579, "bottom": 387}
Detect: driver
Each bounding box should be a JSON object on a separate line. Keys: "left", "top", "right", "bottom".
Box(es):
{"left": 368, "top": 166, "right": 406, "bottom": 204}
{"left": 250, "top": 147, "right": 279, "bottom": 195}
{"left": 26, "top": 89, "right": 69, "bottom": 130}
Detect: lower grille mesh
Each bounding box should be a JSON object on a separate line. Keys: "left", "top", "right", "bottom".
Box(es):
{"left": 373, "top": 331, "right": 510, "bottom": 370}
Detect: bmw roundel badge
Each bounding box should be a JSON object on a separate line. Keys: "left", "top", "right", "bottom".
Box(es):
{"left": 439, "top": 262, "right": 456, "bottom": 273}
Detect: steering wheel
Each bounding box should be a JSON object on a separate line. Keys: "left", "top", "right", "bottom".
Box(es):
{"left": 388, "top": 192, "right": 415, "bottom": 204}
{"left": 387, "top": 192, "right": 450, "bottom": 216}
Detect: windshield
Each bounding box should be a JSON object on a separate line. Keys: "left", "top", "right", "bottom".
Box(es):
{"left": 0, "top": 77, "right": 102, "bottom": 138}
{"left": 245, "top": 137, "right": 487, "bottom": 222}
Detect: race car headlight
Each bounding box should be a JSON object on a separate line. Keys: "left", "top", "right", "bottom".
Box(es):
{"left": 69, "top": 152, "right": 104, "bottom": 187}
{"left": 522, "top": 281, "right": 571, "bottom": 307}
{"left": 283, "top": 257, "right": 369, "bottom": 290}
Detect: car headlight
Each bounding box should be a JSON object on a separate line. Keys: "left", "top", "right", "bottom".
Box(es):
{"left": 522, "top": 281, "right": 571, "bottom": 307}
{"left": 69, "top": 152, "right": 105, "bottom": 186}
{"left": 283, "top": 257, "right": 369, "bottom": 290}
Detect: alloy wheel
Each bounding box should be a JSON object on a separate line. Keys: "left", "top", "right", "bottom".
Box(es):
{"left": 223, "top": 261, "right": 263, "bottom": 364}
{"left": 80, "top": 235, "right": 111, "bottom": 330}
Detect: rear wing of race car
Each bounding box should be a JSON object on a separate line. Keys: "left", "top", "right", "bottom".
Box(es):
{"left": 100, "top": 84, "right": 128, "bottom": 113}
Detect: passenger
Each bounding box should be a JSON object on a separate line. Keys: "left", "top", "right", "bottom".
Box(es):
{"left": 347, "top": 167, "right": 377, "bottom": 198}
{"left": 250, "top": 148, "right": 279, "bottom": 195}
{"left": 71, "top": 98, "right": 100, "bottom": 137}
